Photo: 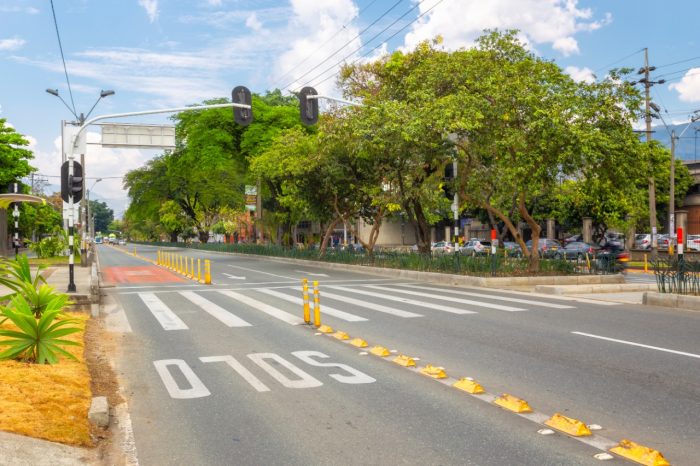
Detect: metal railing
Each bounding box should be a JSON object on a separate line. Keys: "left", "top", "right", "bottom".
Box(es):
{"left": 653, "top": 257, "right": 700, "bottom": 295}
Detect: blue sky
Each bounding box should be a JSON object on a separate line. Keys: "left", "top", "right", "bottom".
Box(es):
{"left": 1, "top": 0, "right": 699, "bottom": 216}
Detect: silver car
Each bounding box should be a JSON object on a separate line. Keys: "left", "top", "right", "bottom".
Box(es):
{"left": 634, "top": 233, "right": 651, "bottom": 250}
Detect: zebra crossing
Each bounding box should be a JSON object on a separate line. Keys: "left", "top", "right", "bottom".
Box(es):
{"left": 133, "top": 283, "right": 597, "bottom": 331}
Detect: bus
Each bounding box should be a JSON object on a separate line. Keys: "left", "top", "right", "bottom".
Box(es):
{"left": 95, "top": 235, "right": 103, "bottom": 244}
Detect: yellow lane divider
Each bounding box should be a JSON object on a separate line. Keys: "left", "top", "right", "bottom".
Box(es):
{"left": 152, "top": 248, "right": 212, "bottom": 285}
{"left": 299, "top": 277, "right": 670, "bottom": 465}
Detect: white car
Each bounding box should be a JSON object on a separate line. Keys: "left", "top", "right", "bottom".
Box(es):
{"left": 687, "top": 234, "right": 700, "bottom": 251}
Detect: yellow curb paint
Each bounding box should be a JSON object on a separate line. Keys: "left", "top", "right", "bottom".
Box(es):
{"left": 318, "top": 324, "right": 334, "bottom": 334}
{"left": 420, "top": 364, "right": 447, "bottom": 379}
{"left": 332, "top": 331, "right": 350, "bottom": 340}
{"left": 494, "top": 393, "right": 532, "bottom": 413}
{"left": 369, "top": 346, "right": 390, "bottom": 357}
{"left": 393, "top": 354, "right": 416, "bottom": 367}
{"left": 544, "top": 413, "right": 592, "bottom": 437}
{"left": 349, "top": 338, "right": 368, "bottom": 348}
{"left": 610, "top": 439, "right": 669, "bottom": 466}
{"left": 453, "top": 378, "right": 485, "bottom": 394}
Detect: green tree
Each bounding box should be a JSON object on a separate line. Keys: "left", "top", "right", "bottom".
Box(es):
{"left": 159, "top": 200, "right": 189, "bottom": 242}
{"left": 89, "top": 200, "right": 114, "bottom": 234}
{"left": 0, "top": 118, "right": 33, "bottom": 187}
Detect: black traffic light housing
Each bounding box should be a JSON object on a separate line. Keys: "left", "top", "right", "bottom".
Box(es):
{"left": 61, "top": 160, "right": 83, "bottom": 202}
{"left": 232, "top": 86, "right": 253, "bottom": 126}
{"left": 442, "top": 163, "right": 455, "bottom": 200}
{"left": 299, "top": 86, "right": 319, "bottom": 126}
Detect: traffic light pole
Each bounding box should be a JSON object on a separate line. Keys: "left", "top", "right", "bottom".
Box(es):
{"left": 64, "top": 101, "right": 250, "bottom": 293}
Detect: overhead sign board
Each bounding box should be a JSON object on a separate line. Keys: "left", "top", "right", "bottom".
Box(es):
{"left": 100, "top": 123, "right": 176, "bottom": 149}
{"left": 245, "top": 185, "right": 257, "bottom": 211}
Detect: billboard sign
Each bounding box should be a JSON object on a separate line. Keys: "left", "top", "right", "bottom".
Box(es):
{"left": 101, "top": 123, "right": 176, "bottom": 149}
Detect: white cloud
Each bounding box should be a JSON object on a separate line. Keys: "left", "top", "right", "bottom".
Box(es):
{"left": 0, "top": 6, "right": 39, "bottom": 14}
{"left": 245, "top": 13, "right": 264, "bottom": 33}
{"left": 669, "top": 69, "right": 700, "bottom": 103}
{"left": 138, "top": 0, "right": 159, "bottom": 23}
{"left": 0, "top": 38, "right": 26, "bottom": 51}
{"left": 565, "top": 65, "right": 595, "bottom": 83}
{"left": 403, "top": 0, "right": 610, "bottom": 56}
{"left": 272, "top": 0, "right": 360, "bottom": 95}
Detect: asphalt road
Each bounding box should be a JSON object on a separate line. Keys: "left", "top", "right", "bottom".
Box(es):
{"left": 99, "top": 243, "right": 700, "bottom": 465}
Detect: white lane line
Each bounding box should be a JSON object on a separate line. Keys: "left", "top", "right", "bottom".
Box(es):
{"left": 365, "top": 285, "right": 525, "bottom": 312}
{"left": 470, "top": 288, "right": 621, "bottom": 306}
{"left": 138, "top": 293, "right": 189, "bottom": 330}
{"left": 179, "top": 291, "right": 252, "bottom": 327}
{"left": 218, "top": 290, "right": 303, "bottom": 325}
{"left": 295, "top": 270, "right": 329, "bottom": 277}
{"left": 257, "top": 289, "right": 368, "bottom": 322}
{"left": 110, "top": 278, "right": 403, "bottom": 290}
{"left": 226, "top": 264, "right": 297, "bottom": 280}
{"left": 327, "top": 285, "right": 476, "bottom": 315}
{"left": 396, "top": 284, "right": 574, "bottom": 309}
{"left": 572, "top": 331, "right": 700, "bottom": 359}
{"left": 318, "top": 290, "right": 423, "bottom": 318}
{"left": 222, "top": 273, "right": 246, "bottom": 280}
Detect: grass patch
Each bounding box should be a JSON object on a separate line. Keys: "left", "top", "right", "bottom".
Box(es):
{"left": 26, "top": 256, "right": 69, "bottom": 267}
{"left": 0, "top": 312, "right": 92, "bottom": 446}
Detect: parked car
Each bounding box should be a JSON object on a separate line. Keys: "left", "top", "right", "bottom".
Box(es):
{"left": 460, "top": 239, "right": 492, "bottom": 256}
{"left": 502, "top": 241, "right": 523, "bottom": 257}
{"left": 658, "top": 234, "right": 675, "bottom": 249}
{"left": 634, "top": 233, "right": 651, "bottom": 250}
{"left": 562, "top": 234, "right": 583, "bottom": 245}
{"left": 525, "top": 238, "right": 562, "bottom": 258}
{"left": 556, "top": 241, "right": 598, "bottom": 261}
{"left": 431, "top": 241, "right": 454, "bottom": 254}
{"left": 687, "top": 234, "right": 700, "bottom": 251}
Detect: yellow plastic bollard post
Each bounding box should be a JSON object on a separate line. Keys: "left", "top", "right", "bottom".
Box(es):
{"left": 204, "top": 260, "right": 211, "bottom": 284}
{"left": 190, "top": 258, "right": 194, "bottom": 278}
{"left": 585, "top": 253, "right": 591, "bottom": 270}
{"left": 313, "top": 280, "right": 321, "bottom": 328}
{"left": 644, "top": 253, "right": 648, "bottom": 273}
{"left": 302, "top": 278, "right": 310, "bottom": 324}
{"left": 198, "top": 259, "right": 202, "bottom": 282}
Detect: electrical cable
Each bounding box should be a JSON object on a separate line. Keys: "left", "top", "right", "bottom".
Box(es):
{"left": 279, "top": 0, "right": 406, "bottom": 91}
{"left": 593, "top": 48, "right": 645, "bottom": 74}
{"left": 655, "top": 55, "right": 700, "bottom": 70}
{"left": 272, "top": 0, "right": 381, "bottom": 86}
{"left": 49, "top": 0, "right": 77, "bottom": 118}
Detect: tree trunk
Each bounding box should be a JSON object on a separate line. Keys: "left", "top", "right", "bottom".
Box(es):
{"left": 198, "top": 229, "right": 209, "bottom": 243}
{"left": 319, "top": 217, "right": 340, "bottom": 258}
{"left": 404, "top": 199, "right": 431, "bottom": 254}
{"left": 170, "top": 232, "right": 178, "bottom": 243}
{"left": 517, "top": 192, "right": 541, "bottom": 273}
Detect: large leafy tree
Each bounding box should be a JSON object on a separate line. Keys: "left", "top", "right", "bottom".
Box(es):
{"left": 0, "top": 118, "right": 33, "bottom": 187}
{"left": 88, "top": 200, "right": 114, "bottom": 234}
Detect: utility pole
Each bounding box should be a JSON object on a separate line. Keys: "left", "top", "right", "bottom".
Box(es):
{"left": 670, "top": 130, "right": 675, "bottom": 241}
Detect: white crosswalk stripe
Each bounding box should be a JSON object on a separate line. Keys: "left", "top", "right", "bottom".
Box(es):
{"left": 315, "top": 289, "right": 423, "bottom": 318}
{"left": 256, "top": 289, "right": 368, "bottom": 322}
{"left": 138, "top": 292, "right": 189, "bottom": 330}
{"left": 364, "top": 285, "right": 526, "bottom": 312}
{"left": 327, "top": 285, "right": 476, "bottom": 315}
{"left": 217, "top": 290, "right": 304, "bottom": 325}
{"left": 395, "top": 284, "right": 574, "bottom": 309}
{"left": 179, "top": 291, "right": 252, "bottom": 327}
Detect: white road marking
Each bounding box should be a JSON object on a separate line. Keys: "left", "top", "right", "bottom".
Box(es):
{"left": 572, "top": 331, "right": 700, "bottom": 359}
{"left": 153, "top": 359, "right": 211, "bottom": 399}
{"left": 102, "top": 297, "right": 133, "bottom": 333}
{"left": 217, "top": 290, "right": 303, "bottom": 325}
{"left": 397, "top": 284, "right": 574, "bottom": 309}
{"left": 222, "top": 273, "right": 246, "bottom": 280}
{"left": 179, "top": 291, "right": 252, "bottom": 327}
{"left": 316, "top": 289, "right": 423, "bottom": 318}
{"left": 478, "top": 288, "right": 621, "bottom": 306}
{"left": 248, "top": 353, "right": 323, "bottom": 389}
{"left": 292, "top": 351, "right": 376, "bottom": 384}
{"left": 295, "top": 270, "right": 329, "bottom": 277}
{"left": 326, "top": 285, "right": 476, "bottom": 315}
{"left": 226, "top": 264, "right": 297, "bottom": 280}
{"left": 200, "top": 355, "right": 270, "bottom": 392}
{"left": 138, "top": 293, "right": 189, "bottom": 330}
{"left": 366, "top": 285, "right": 525, "bottom": 312}
{"left": 257, "top": 289, "right": 368, "bottom": 322}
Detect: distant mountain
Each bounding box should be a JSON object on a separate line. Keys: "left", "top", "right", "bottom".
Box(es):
{"left": 649, "top": 120, "right": 700, "bottom": 162}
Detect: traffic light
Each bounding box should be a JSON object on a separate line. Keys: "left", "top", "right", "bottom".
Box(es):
{"left": 232, "top": 86, "right": 253, "bottom": 126}
{"left": 61, "top": 160, "right": 83, "bottom": 202}
{"left": 299, "top": 86, "right": 319, "bottom": 125}
{"left": 442, "top": 163, "right": 454, "bottom": 199}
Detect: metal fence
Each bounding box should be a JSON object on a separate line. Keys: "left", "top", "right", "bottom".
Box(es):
{"left": 653, "top": 257, "right": 700, "bottom": 295}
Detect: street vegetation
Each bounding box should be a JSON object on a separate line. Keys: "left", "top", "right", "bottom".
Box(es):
{"left": 113, "top": 31, "right": 689, "bottom": 272}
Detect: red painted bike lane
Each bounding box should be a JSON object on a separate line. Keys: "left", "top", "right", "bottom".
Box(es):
{"left": 102, "top": 266, "right": 186, "bottom": 285}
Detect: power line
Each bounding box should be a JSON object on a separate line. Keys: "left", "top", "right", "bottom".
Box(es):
{"left": 49, "top": 0, "right": 77, "bottom": 118}
{"left": 656, "top": 54, "right": 700, "bottom": 70}
{"left": 593, "top": 48, "right": 645, "bottom": 74}
{"left": 298, "top": 0, "right": 434, "bottom": 90}
{"left": 279, "top": 0, "right": 406, "bottom": 91}
{"left": 310, "top": 0, "right": 444, "bottom": 90}
{"left": 272, "top": 0, "right": 381, "bottom": 86}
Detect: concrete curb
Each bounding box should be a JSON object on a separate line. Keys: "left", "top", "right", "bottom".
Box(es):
{"left": 88, "top": 396, "right": 109, "bottom": 428}
{"left": 194, "top": 249, "right": 625, "bottom": 288}
{"left": 535, "top": 283, "right": 657, "bottom": 295}
{"left": 643, "top": 292, "right": 700, "bottom": 311}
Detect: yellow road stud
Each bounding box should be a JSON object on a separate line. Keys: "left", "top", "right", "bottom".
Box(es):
{"left": 369, "top": 346, "right": 390, "bottom": 357}
{"left": 420, "top": 364, "right": 447, "bottom": 379}
{"left": 349, "top": 338, "right": 368, "bottom": 348}
{"left": 610, "top": 439, "right": 669, "bottom": 466}
{"left": 302, "top": 279, "right": 310, "bottom": 324}
{"left": 494, "top": 393, "right": 532, "bottom": 413}
{"left": 453, "top": 378, "right": 485, "bottom": 394}
{"left": 332, "top": 331, "right": 350, "bottom": 340}
{"left": 544, "top": 413, "right": 591, "bottom": 437}
{"left": 393, "top": 354, "right": 416, "bottom": 367}
{"left": 318, "top": 324, "right": 333, "bottom": 334}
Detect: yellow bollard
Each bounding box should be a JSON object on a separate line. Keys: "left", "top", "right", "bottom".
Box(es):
{"left": 190, "top": 258, "right": 194, "bottom": 278}
{"left": 644, "top": 253, "right": 648, "bottom": 273}
{"left": 178, "top": 255, "right": 182, "bottom": 274}
{"left": 585, "top": 253, "right": 591, "bottom": 270}
{"left": 133, "top": 247, "right": 137, "bottom": 256}
{"left": 204, "top": 260, "right": 211, "bottom": 284}
{"left": 198, "top": 259, "right": 202, "bottom": 282}
{"left": 313, "top": 280, "right": 321, "bottom": 328}
{"left": 302, "top": 278, "right": 310, "bottom": 324}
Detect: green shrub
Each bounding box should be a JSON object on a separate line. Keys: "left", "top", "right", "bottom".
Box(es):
{"left": 30, "top": 234, "right": 68, "bottom": 259}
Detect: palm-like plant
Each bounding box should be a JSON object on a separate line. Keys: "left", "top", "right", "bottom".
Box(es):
{"left": 0, "top": 294, "right": 81, "bottom": 364}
